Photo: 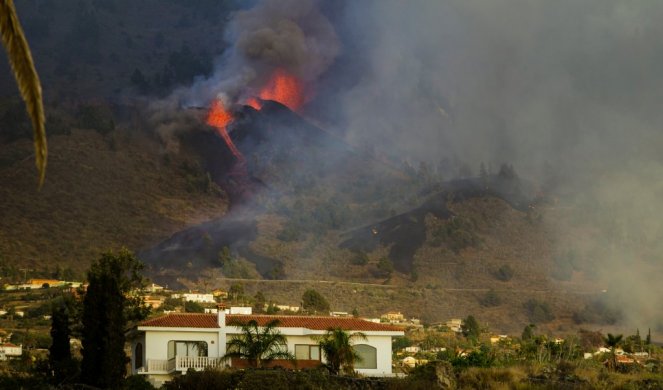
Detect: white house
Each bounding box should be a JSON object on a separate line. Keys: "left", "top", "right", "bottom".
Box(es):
{"left": 171, "top": 293, "right": 215, "bottom": 303}
{"left": 131, "top": 311, "right": 404, "bottom": 386}
{"left": 204, "top": 307, "right": 252, "bottom": 315}
{"left": 0, "top": 343, "right": 22, "bottom": 360}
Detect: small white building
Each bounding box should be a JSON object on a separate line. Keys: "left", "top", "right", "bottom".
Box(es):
{"left": 172, "top": 293, "right": 215, "bottom": 303}
{"left": 131, "top": 312, "right": 403, "bottom": 386}
{"left": 145, "top": 283, "right": 165, "bottom": 293}
{"left": 204, "top": 307, "right": 253, "bottom": 315}
{"left": 0, "top": 343, "right": 22, "bottom": 360}
{"left": 275, "top": 304, "right": 300, "bottom": 312}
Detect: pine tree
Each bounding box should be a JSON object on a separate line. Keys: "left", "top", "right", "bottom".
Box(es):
{"left": 80, "top": 249, "right": 147, "bottom": 389}
{"left": 49, "top": 296, "right": 75, "bottom": 384}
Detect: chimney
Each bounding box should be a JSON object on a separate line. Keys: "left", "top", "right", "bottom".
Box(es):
{"left": 217, "top": 304, "right": 226, "bottom": 327}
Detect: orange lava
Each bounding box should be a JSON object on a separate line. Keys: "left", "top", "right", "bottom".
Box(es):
{"left": 246, "top": 97, "right": 263, "bottom": 110}
{"left": 256, "top": 68, "right": 305, "bottom": 111}
{"left": 206, "top": 99, "right": 243, "bottom": 160}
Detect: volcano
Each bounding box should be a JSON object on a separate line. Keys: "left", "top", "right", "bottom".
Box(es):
{"left": 139, "top": 100, "right": 354, "bottom": 282}
{"left": 141, "top": 100, "right": 535, "bottom": 285}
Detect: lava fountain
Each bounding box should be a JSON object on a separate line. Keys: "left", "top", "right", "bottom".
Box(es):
{"left": 206, "top": 99, "right": 244, "bottom": 161}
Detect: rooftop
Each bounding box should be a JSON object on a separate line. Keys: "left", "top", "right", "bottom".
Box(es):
{"left": 139, "top": 313, "right": 402, "bottom": 332}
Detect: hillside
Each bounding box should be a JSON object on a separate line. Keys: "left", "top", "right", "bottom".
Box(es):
{"left": 0, "top": 124, "right": 228, "bottom": 276}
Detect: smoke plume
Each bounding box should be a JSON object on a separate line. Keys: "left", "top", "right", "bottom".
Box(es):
{"left": 324, "top": 0, "right": 663, "bottom": 332}
{"left": 182, "top": 0, "right": 339, "bottom": 107}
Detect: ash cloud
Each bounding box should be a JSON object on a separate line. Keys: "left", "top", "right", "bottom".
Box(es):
{"left": 182, "top": 0, "right": 339, "bottom": 107}
{"left": 328, "top": 0, "right": 663, "bottom": 331}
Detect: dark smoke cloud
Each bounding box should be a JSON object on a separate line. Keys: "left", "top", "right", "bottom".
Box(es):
{"left": 182, "top": 0, "right": 339, "bottom": 107}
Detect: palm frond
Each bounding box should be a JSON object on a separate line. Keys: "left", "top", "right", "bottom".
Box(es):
{"left": 0, "top": 0, "right": 46, "bottom": 186}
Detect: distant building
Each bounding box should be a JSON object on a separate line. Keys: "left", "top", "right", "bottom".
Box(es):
{"left": 229, "top": 307, "right": 252, "bottom": 315}
{"left": 143, "top": 296, "right": 165, "bottom": 309}
{"left": 145, "top": 283, "right": 165, "bottom": 293}
{"left": 381, "top": 311, "right": 404, "bottom": 322}
{"left": 212, "top": 289, "right": 228, "bottom": 299}
{"left": 490, "top": 335, "right": 510, "bottom": 344}
{"left": 205, "top": 307, "right": 253, "bottom": 315}
{"left": 172, "top": 293, "right": 215, "bottom": 303}
{"left": 27, "top": 279, "right": 63, "bottom": 288}
{"left": 446, "top": 319, "right": 463, "bottom": 333}
{"left": 404, "top": 346, "right": 420, "bottom": 353}
{"left": 330, "top": 311, "right": 351, "bottom": 317}
{"left": 275, "top": 304, "right": 300, "bottom": 312}
{"left": 401, "top": 356, "right": 428, "bottom": 368}
{"left": 0, "top": 343, "right": 22, "bottom": 360}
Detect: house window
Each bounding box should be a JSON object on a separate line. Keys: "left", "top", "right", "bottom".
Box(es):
{"left": 134, "top": 342, "right": 143, "bottom": 370}
{"left": 167, "top": 341, "right": 208, "bottom": 359}
{"left": 294, "top": 345, "right": 321, "bottom": 360}
{"left": 353, "top": 344, "right": 377, "bottom": 369}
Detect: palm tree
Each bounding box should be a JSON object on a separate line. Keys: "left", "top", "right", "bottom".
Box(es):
{"left": 223, "top": 319, "right": 294, "bottom": 368}
{"left": 1, "top": 0, "right": 47, "bottom": 186}
{"left": 318, "top": 328, "right": 367, "bottom": 375}
{"left": 603, "top": 333, "right": 623, "bottom": 370}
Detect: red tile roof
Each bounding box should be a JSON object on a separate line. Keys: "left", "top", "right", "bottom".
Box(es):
{"left": 227, "top": 315, "right": 403, "bottom": 332}
{"left": 140, "top": 313, "right": 219, "bottom": 328}
{"left": 139, "top": 313, "right": 402, "bottom": 332}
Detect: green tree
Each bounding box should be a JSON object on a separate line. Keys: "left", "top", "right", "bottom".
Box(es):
{"left": 521, "top": 324, "right": 536, "bottom": 341}
{"left": 603, "top": 333, "right": 623, "bottom": 371}
{"left": 218, "top": 246, "right": 233, "bottom": 267}
{"left": 229, "top": 283, "right": 244, "bottom": 301}
{"left": 350, "top": 251, "right": 369, "bottom": 266}
{"left": 461, "top": 315, "right": 480, "bottom": 341}
{"left": 253, "top": 291, "right": 266, "bottom": 314}
{"left": 646, "top": 328, "right": 651, "bottom": 345}
{"left": 318, "top": 328, "right": 367, "bottom": 375}
{"left": 49, "top": 296, "right": 77, "bottom": 384}
{"left": 223, "top": 319, "right": 293, "bottom": 368}
{"left": 524, "top": 299, "right": 555, "bottom": 323}
{"left": 301, "top": 289, "right": 330, "bottom": 313}
{"left": 377, "top": 257, "right": 394, "bottom": 279}
{"left": 80, "top": 249, "right": 148, "bottom": 389}
{"left": 184, "top": 300, "right": 204, "bottom": 313}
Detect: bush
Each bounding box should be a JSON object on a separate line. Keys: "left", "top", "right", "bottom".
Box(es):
{"left": 479, "top": 289, "right": 501, "bottom": 307}
{"left": 124, "top": 374, "right": 156, "bottom": 390}
{"left": 524, "top": 299, "right": 555, "bottom": 323}
{"left": 301, "top": 289, "right": 330, "bottom": 313}
{"left": 495, "top": 264, "right": 514, "bottom": 281}
{"left": 184, "top": 301, "right": 205, "bottom": 313}
{"left": 350, "top": 251, "right": 369, "bottom": 266}
{"left": 163, "top": 368, "right": 351, "bottom": 390}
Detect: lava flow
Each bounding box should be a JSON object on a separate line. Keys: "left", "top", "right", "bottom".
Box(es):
{"left": 206, "top": 99, "right": 243, "bottom": 161}
{"left": 247, "top": 68, "right": 305, "bottom": 112}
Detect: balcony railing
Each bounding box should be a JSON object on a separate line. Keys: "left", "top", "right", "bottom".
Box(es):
{"left": 141, "top": 356, "right": 223, "bottom": 374}
{"left": 175, "top": 356, "right": 223, "bottom": 371}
